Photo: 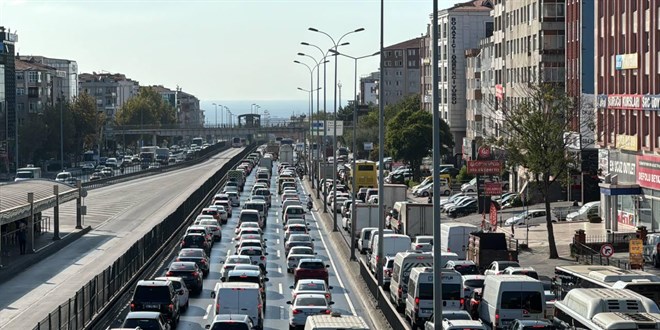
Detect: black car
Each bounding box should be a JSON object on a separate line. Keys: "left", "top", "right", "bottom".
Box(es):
{"left": 166, "top": 261, "right": 203, "bottom": 293}
{"left": 448, "top": 199, "right": 478, "bottom": 218}
{"left": 176, "top": 248, "right": 210, "bottom": 276}
{"left": 181, "top": 233, "right": 211, "bottom": 256}
{"left": 130, "top": 280, "right": 180, "bottom": 325}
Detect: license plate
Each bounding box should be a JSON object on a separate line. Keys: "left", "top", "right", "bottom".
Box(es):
{"left": 145, "top": 304, "right": 159, "bottom": 309}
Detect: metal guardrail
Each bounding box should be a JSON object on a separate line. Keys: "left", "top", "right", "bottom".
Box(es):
{"left": 32, "top": 144, "right": 254, "bottom": 330}
{"left": 572, "top": 240, "right": 630, "bottom": 269}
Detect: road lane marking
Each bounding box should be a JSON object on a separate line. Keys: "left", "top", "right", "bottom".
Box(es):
{"left": 278, "top": 283, "right": 283, "bottom": 295}
{"left": 276, "top": 238, "right": 280, "bottom": 244}
{"left": 203, "top": 304, "right": 212, "bottom": 320}
{"left": 277, "top": 250, "right": 281, "bottom": 258}
{"left": 308, "top": 192, "right": 358, "bottom": 316}
{"left": 226, "top": 249, "right": 231, "bottom": 256}
{"left": 276, "top": 218, "right": 280, "bottom": 224}
{"left": 276, "top": 228, "right": 280, "bottom": 234}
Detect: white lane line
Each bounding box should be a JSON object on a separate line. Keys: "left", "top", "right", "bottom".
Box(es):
{"left": 278, "top": 283, "right": 283, "bottom": 295}
{"left": 203, "top": 304, "right": 212, "bottom": 320}
{"left": 226, "top": 249, "right": 231, "bottom": 256}
{"left": 308, "top": 197, "right": 358, "bottom": 316}
{"left": 276, "top": 238, "right": 280, "bottom": 244}
{"left": 278, "top": 266, "right": 282, "bottom": 274}
{"left": 276, "top": 228, "right": 280, "bottom": 234}
{"left": 276, "top": 218, "right": 280, "bottom": 224}
{"left": 277, "top": 250, "right": 281, "bottom": 258}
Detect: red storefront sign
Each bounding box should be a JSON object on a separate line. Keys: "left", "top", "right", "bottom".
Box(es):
{"left": 467, "top": 160, "right": 503, "bottom": 175}
{"left": 490, "top": 203, "right": 498, "bottom": 230}
{"left": 484, "top": 182, "right": 503, "bottom": 196}
{"left": 637, "top": 154, "right": 660, "bottom": 189}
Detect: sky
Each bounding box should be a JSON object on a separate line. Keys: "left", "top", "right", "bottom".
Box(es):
{"left": 1, "top": 0, "right": 464, "bottom": 121}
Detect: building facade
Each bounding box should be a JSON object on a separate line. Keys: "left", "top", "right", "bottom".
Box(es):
{"left": 150, "top": 85, "right": 177, "bottom": 108}
{"left": 78, "top": 72, "right": 139, "bottom": 121}
{"left": 381, "top": 37, "right": 422, "bottom": 107}
{"left": 359, "top": 72, "right": 379, "bottom": 105}
{"left": 177, "top": 91, "right": 204, "bottom": 127}
{"left": 15, "top": 59, "right": 65, "bottom": 121}
{"left": 595, "top": 0, "right": 660, "bottom": 231}
{"left": 17, "top": 55, "right": 78, "bottom": 101}
{"left": 1, "top": 27, "right": 17, "bottom": 170}
{"left": 422, "top": 0, "right": 494, "bottom": 155}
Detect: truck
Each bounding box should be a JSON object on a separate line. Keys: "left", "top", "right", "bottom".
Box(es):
{"left": 466, "top": 232, "right": 519, "bottom": 272}
{"left": 259, "top": 157, "right": 273, "bottom": 171}
{"left": 345, "top": 204, "right": 381, "bottom": 240}
{"left": 265, "top": 142, "right": 280, "bottom": 160}
{"left": 15, "top": 165, "right": 42, "bottom": 182}
{"left": 643, "top": 233, "right": 660, "bottom": 267}
{"left": 227, "top": 170, "right": 245, "bottom": 192}
{"left": 139, "top": 146, "right": 157, "bottom": 169}
{"left": 388, "top": 201, "right": 433, "bottom": 238}
{"left": 278, "top": 144, "right": 294, "bottom": 164}
{"left": 441, "top": 222, "right": 478, "bottom": 259}
{"left": 382, "top": 183, "right": 408, "bottom": 210}
{"left": 155, "top": 147, "right": 170, "bottom": 165}
{"left": 317, "top": 162, "right": 336, "bottom": 182}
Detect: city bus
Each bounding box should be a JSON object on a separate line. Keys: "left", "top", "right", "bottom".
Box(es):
{"left": 350, "top": 160, "right": 378, "bottom": 189}
{"left": 231, "top": 137, "right": 242, "bottom": 148}
{"left": 554, "top": 265, "right": 660, "bottom": 306}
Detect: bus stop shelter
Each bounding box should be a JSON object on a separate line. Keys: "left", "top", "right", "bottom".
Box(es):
{"left": 0, "top": 179, "right": 81, "bottom": 261}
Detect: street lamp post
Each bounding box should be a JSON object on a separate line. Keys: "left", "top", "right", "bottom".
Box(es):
{"left": 223, "top": 106, "right": 228, "bottom": 127}
{"left": 298, "top": 86, "right": 321, "bottom": 170}
{"left": 212, "top": 103, "right": 218, "bottom": 126}
{"left": 329, "top": 49, "right": 379, "bottom": 260}
{"left": 309, "top": 26, "right": 365, "bottom": 230}
{"left": 60, "top": 92, "right": 64, "bottom": 171}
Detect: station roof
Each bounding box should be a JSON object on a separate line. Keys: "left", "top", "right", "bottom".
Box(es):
{"left": 0, "top": 180, "right": 80, "bottom": 226}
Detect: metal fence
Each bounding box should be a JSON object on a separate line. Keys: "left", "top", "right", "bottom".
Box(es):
{"left": 33, "top": 144, "right": 253, "bottom": 330}
{"left": 572, "top": 240, "right": 630, "bottom": 269}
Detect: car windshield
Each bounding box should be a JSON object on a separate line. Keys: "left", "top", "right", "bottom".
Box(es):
{"left": 199, "top": 220, "right": 217, "bottom": 226}
{"left": 299, "top": 282, "right": 325, "bottom": 291}
{"left": 288, "top": 208, "right": 304, "bottom": 214}
{"left": 184, "top": 236, "right": 205, "bottom": 245}
{"left": 227, "top": 275, "right": 260, "bottom": 284}
{"left": 123, "top": 319, "right": 161, "bottom": 330}
{"left": 179, "top": 249, "right": 204, "bottom": 257}
{"left": 300, "top": 262, "right": 324, "bottom": 269}
{"left": 240, "top": 249, "right": 262, "bottom": 256}
{"left": 296, "top": 297, "right": 327, "bottom": 306}
{"left": 464, "top": 279, "right": 485, "bottom": 288}
{"left": 241, "top": 214, "right": 259, "bottom": 222}
{"left": 227, "top": 257, "right": 251, "bottom": 264}
{"left": 133, "top": 286, "right": 170, "bottom": 302}
{"left": 290, "top": 248, "right": 313, "bottom": 255}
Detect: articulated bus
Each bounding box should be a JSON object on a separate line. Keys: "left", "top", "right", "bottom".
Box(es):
{"left": 350, "top": 160, "right": 378, "bottom": 189}
{"left": 231, "top": 137, "right": 242, "bottom": 148}
{"left": 555, "top": 265, "right": 660, "bottom": 306}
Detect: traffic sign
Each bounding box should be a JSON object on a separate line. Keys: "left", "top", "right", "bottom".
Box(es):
{"left": 600, "top": 243, "right": 614, "bottom": 258}
{"left": 630, "top": 238, "right": 644, "bottom": 269}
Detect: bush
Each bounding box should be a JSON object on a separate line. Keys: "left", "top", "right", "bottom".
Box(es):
{"left": 407, "top": 180, "right": 419, "bottom": 188}
{"left": 456, "top": 165, "right": 474, "bottom": 184}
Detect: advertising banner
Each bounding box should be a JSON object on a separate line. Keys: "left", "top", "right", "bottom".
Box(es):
{"left": 637, "top": 154, "right": 660, "bottom": 189}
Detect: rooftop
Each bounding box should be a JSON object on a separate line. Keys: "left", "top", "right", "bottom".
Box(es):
{"left": 14, "top": 59, "right": 56, "bottom": 72}
{"left": 384, "top": 37, "right": 423, "bottom": 51}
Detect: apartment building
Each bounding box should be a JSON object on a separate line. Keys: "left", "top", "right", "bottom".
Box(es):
{"left": 0, "top": 27, "right": 17, "bottom": 167}
{"left": 15, "top": 59, "right": 65, "bottom": 121}
{"left": 421, "top": 0, "right": 493, "bottom": 154}
{"left": 380, "top": 37, "right": 422, "bottom": 107}
{"left": 359, "top": 72, "right": 379, "bottom": 105}
{"left": 594, "top": 0, "right": 660, "bottom": 231}
{"left": 150, "top": 85, "right": 177, "bottom": 108}
{"left": 78, "top": 72, "right": 139, "bottom": 121}
{"left": 178, "top": 90, "right": 204, "bottom": 127}
{"left": 17, "top": 55, "right": 78, "bottom": 101}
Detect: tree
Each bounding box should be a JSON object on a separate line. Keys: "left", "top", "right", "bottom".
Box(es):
{"left": 490, "top": 82, "right": 576, "bottom": 259}
{"left": 70, "top": 92, "right": 104, "bottom": 157}
{"left": 18, "top": 113, "right": 48, "bottom": 165}
{"left": 115, "top": 87, "right": 176, "bottom": 127}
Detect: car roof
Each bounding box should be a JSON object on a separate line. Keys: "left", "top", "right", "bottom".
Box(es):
{"left": 299, "top": 258, "right": 323, "bottom": 263}
{"left": 240, "top": 209, "right": 260, "bottom": 214}
{"left": 227, "top": 269, "right": 261, "bottom": 277}
{"left": 239, "top": 246, "right": 263, "bottom": 251}
{"left": 294, "top": 293, "right": 329, "bottom": 301}
{"left": 125, "top": 311, "right": 161, "bottom": 319}
{"left": 137, "top": 280, "right": 170, "bottom": 286}
{"left": 212, "top": 314, "right": 251, "bottom": 323}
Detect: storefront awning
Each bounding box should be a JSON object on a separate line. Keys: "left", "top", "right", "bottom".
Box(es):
{"left": 599, "top": 183, "right": 642, "bottom": 196}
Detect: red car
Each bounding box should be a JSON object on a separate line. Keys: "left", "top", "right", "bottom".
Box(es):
{"left": 294, "top": 258, "right": 329, "bottom": 284}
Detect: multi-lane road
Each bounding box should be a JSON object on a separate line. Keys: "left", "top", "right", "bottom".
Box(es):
{"left": 0, "top": 147, "right": 244, "bottom": 329}
{"left": 108, "top": 158, "right": 374, "bottom": 329}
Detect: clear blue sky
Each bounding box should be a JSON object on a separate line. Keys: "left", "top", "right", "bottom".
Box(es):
{"left": 1, "top": 0, "right": 463, "bottom": 119}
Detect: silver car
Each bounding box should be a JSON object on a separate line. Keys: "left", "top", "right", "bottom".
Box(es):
{"left": 284, "top": 234, "right": 314, "bottom": 255}
{"left": 237, "top": 246, "right": 267, "bottom": 270}
{"left": 286, "top": 294, "right": 334, "bottom": 328}
{"left": 290, "top": 279, "right": 333, "bottom": 303}
{"left": 286, "top": 246, "right": 316, "bottom": 273}
{"left": 219, "top": 255, "right": 252, "bottom": 281}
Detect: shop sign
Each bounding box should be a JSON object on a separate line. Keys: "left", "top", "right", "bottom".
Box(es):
{"left": 598, "top": 149, "right": 609, "bottom": 176}
{"left": 596, "top": 95, "right": 608, "bottom": 108}
{"left": 607, "top": 94, "right": 642, "bottom": 109}
{"left": 637, "top": 154, "right": 660, "bottom": 189}
{"left": 467, "top": 160, "right": 502, "bottom": 175}
{"left": 484, "top": 182, "right": 502, "bottom": 196}
{"left": 642, "top": 95, "right": 660, "bottom": 110}
{"left": 615, "top": 134, "right": 639, "bottom": 151}
{"left": 606, "top": 150, "right": 637, "bottom": 182}
{"left": 617, "top": 210, "right": 635, "bottom": 226}
{"left": 615, "top": 53, "right": 638, "bottom": 70}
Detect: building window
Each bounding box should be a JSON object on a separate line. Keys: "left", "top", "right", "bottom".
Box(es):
{"left": 16, "top": 88, "right": 25, "bottom": 96}
{"left": 542, "top": 3, "right": 564, "bottom": 18}
{"left": 16, "top": 72, "right": 24, "bottom": 80}
{"left": 394, "top": 50, "right": 403, "bottom": 57}
{"left": 385, "top": 61, "right": 392, "bottom": 67}
{"left": 28, "top": 71, "right": 38, "bottom": 83}
{"left": 385, "top": 51, "right": 392, "bottom": 57}
{"left": 29, "top": 102, "right": 37, "bottom": 113}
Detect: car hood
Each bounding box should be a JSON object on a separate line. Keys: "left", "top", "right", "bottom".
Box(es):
{"left": 566, "top": 211, "right": 580, "bottom": 219}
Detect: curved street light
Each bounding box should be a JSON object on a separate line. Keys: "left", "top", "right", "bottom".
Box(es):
{"left": 307, "top": 26, "right": 365, "bottom": 228}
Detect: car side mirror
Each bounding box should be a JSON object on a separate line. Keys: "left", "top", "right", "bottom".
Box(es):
{"left": 326, "top": 265, "right": 330, "bottom": 268}
{"left": 264, "top": 239, "right": 267, "bottom": 241}
{"left": 286, "top": 301, "right": 292, "bottom": 305}
{"left": 264, "top": 278, "right": 269, "bottom": 282}
{"left": 314, "top": 252, "right": 318, "bottom": 255}
{"left": 328, "top": 286, "right": 334, "bottom": 290}
{"left": 210, "top": 291, "right": 216, "bottom": 299}
{"left": 205, "top": 325, "right": 211, "bottom": 329}
{"left": 289, "top": 285, "right": 294, "bottom": 289}
{"left": 179, "top": 290, "right": 184, "bottom": 295}
{"left": 329, "top": 301, "right": 335, "bottom": 305}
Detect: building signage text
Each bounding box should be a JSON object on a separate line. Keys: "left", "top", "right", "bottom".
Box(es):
{"left": 642, "top": 95, "right": 660, "bottom": 110}
{"left": 615, "top": 53, "right": 638, "bottom": 70}
{"left": 637, "top": 154, "right": 660, "bottom": 190}
{"left": 609, "top": 159, "right": 636, "bottom": 177}
{"left": 597, "top": 94, "right": 660, "bottom": 110}
{"left": 450, "top": 17, "right": 457, "bottom": 105}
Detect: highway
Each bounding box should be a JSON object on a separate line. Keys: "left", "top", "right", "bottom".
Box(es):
{"left": 108, "top": 159, "right": 375, "bottom": 329}
{"left": 0, "top": 147, "right": 245, "bottom": 329}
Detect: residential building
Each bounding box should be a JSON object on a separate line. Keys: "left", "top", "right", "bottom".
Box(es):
{"left": 595, "top": 0, "right": 660, "bottom": 231}
{"left": 359, "top": 72, "right": 379, "bottom": 105}
{"left": 177, "top": 90, "right": 204, "bottom": 127}
{"left": 15, "top": 58, "right": 64, "bottom": 120}
{"left": 381, "top": 37, "right": 422, "bottom": 106}
{"left": 1, "top": 27, "right": 17, "bottom": 169}
{"left": 78, "top": 72, "right": 139, "bottom": 121}
{"left": 17, "top": 55, "right": 78, "bottom": 101}
{"left": 150, "top": 85, "right": 177, "bottom": 108}
{"left": 422, "top": 0, "right": 494, "bottom": 155}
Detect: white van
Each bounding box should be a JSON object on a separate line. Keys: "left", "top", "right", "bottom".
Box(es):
{"left": 304, "top": 313, "right": 370, "bottom": 330}
{"left": 390, "top": 251, "right": 434, "bottom": 309}
{"left": 405, "top": 268, "right": 462, "bottom": 328}
{"left": 566, "top": 201, "right": 600, "bottom": 222}
{"left": 55, "top": 171, "right": 72, "bottom": 182}
{"left": 358, "top": 228, "right": 392, "bottom": 254}
{"left": 478, "top": 275, "right": 545, "bottom": 329}
{"left": 212, "top": 282, "right": 264, "bottom": 329}
{"left": 369, "top": 234, "right": 412, "bottom": 274}
{"left": 441, "top": 222, "right": 478, "bottom": 259}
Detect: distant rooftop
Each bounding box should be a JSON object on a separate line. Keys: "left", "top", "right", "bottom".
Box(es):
{"left": 14, "top": 58, "right": 56, "bottom": 72}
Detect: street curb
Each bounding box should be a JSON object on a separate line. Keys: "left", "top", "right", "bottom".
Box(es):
{"left": 301, "top": 177, "right": 393, "bottom": 330}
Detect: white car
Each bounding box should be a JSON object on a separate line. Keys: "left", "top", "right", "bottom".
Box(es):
{"left": 290, "top": 279, "right": 333, "bottom": 302}
{"left": 196, "top": 219, "right": 222, "bottom": 241}
{"left": 235, "top": 222, "right": 260, "bottom": 235}
{"left": 105, "top": 157, "right": 118, "bottom": 168}
{"left": 286, "top": 294, "right": 334, "bottom": 329}
{"left": 154, "top": 276, "right": 189, "bottom": 311}
{"left": 286, "top": 246, "right": 316, "bottom": 272}
{"left": 504, "top": 209, "right": 552, "bottom": 226}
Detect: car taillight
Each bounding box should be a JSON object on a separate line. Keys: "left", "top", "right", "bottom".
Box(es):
{"left": 292, "top": 309, "right": 301, "bottom": 315}
{"left": 398, "top": 287, "right": 402, "bottom": 298}
{"left": 260, "top": 256, "right": 266, "bottom": 260}
{"left": 216, "top": 303, "right": 220, "bottom": 314}
{"left": 415, "top": 244, "right": 422, "bottom": 249}
{"left": 325, "top": 293, "right": 331, "bottom": 299}
{"left": 460, "top": 298, "right": 465, "bottom": 306}
{"left": 166, "top": 271, "right": 173, "bottom": 276}
{"left": 323, "top": 309, "right": 332, "bottom": 314}
{"left": 192, "top": 271, "right": 199, "bottom": 277}
{"left": 168, "top": 303, "right": 174, "bottom": 312}
{"left": 130, "top": 302, "right": 135, "bottom": 310}
{"left": 414, "top": 297, "right": 419, "bottom": 311}
{"left": 201, "top": 259, "right": 207, "bottom": 264}
{"left": 495, "top": 310, "right": 500, "bottom": 326}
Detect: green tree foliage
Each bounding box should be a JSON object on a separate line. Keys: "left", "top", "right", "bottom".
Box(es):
{"left": 493, "top": 83, "right": 574, "bottom": 259}
{"left": 385, "top": 109, "right": 432, "bottom": 181}
{"left": 455, "top": 165, "right": 473, "bottom": 184}
{"left": 115, "top": 87, "right": 176, "bottom": 127}
{"left": 71, "top": 92, "right": 104, "bottom": 154}
{"left": 336, "top": 105, "right": 354, "bottom": 122}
